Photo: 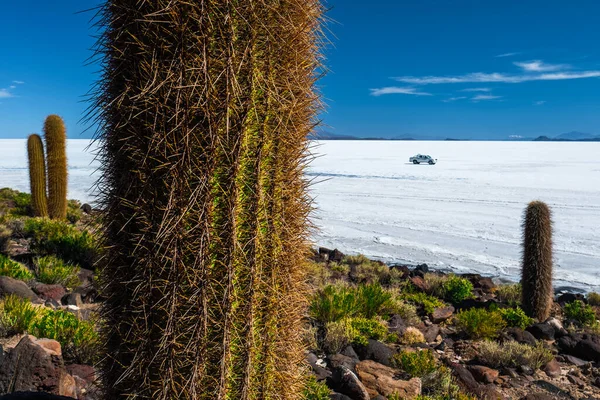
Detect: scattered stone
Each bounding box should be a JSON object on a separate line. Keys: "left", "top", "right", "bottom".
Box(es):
{"left": 307, "top": 352, "right": 331, "bottom": 381}
{"left": 558, "top": 333, "right": 600, "bottom": 362}
{"left": 61, "top": 292, "right": 83, "bottom": 307}
{"left": 567, "top": 374, "right": 586, "bottom": 387}
{"left": 518, "top": 365, "right": 534, "bottom": 376}
{"left": 505, "top": 327, "right": 537, "bottom": 346}
{"left": 329, "top": 249, "right": 345, "bottom": 263}
{"left": 0, "top": 276, "right": 38, "bottom": 301}
{"left": 430, "top": 306, "right": 455, "bottom": 323}
{"left": 557, "top": 293, "right": 585, "bottom": 305}
{"left": 0, "top": 393, "right": 76, "bottom": 400}
{"left": 66, "top": 364, "right": 95, "bottom": 383}
{"left": 527, "top": 323, "right": 555, "bottom": 340}
{"left": 328, "top": 354, "right": 358, "bottom": 373}
{"left": 354, "top": 340, "right": 394, "bottom": 366}
{"left": 5, "top": 239, "right": 31, "bottom": 258}
{"left": 563, "top": 354, "right": 588, "bottom": 367}
{"left": 331, "top": 366, "right": 370, "bottom": 400}
{"left": 355, "top": 360, "right": 421, "bottom": 399}
{"left": 451, "top": 362, "right": 506, "bottom": 399}
{"left": 521, "top": 394, "right": 556, "bottom": 400}
{"left": 340, "top": 345, "right": 359, "bottom": 360}
{"left": 33, "top": 284, "right": 66, "bottom": 302}
{"left": 419, "top": 324, "right": 440, "bottom": 343}
{"left": 542, "top": 359, "right": 561, "bottom": 378}
{"left": 415, "top": 263, "right": 429, "bottom": 274}
{"left": 81, "top": 203, "right": 93, "bottom": 214}
{"left": 329, "top": 393, "right": 353, "bottom": 400}
{"left": 387, "top": 315, "right": 407, "bottom": 336}
{"left": 533, "top": 380, "right": 574, "bottom": 398}
{"left": 468, "top": 365, "right": 499, "bottom": 384}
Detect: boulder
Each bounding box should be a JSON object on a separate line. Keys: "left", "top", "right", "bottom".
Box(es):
{"left": 419, "top": 324, "right": 440, "bottom": 343}
{"left": 329, "top": 394, "right": 353, "bottom": 400}
{"left": 563, "top": 354, "right": 587, "bottom": 367}
{"left": 0, "top": 335, "right": 76, "bottom": 397}
{"left": 450, "top": 362, "right": 506, "bottom": 400}
{"left": 307, "top": 353, "right": 331, "bottom": 381}
{"left": 542, "top": 359, "right": 561, "bottom": 378}
{"left": 328, "top": 354, "right": 358, "bottom": 373}
{"left": 468, "top": 365, "right": 499, "bottom": 384}
{"left": 387, "top": 315, "right": 407, "bottom": 336}
{"left": 504, "top": 327, "right": 537, "bottom": 346}
{"left": 33, "top": 284, "right": 66, "bottom": 303}
{"left": 80, "top": 204, "right": 92, "bottom": 214}
{"left": 527, "top": 323, "right": 555, "bottom": 340}
{"left": 61, "top": 293, "right": 83, "bottom": 308}
{"left": 430, "top": 306, "right": 454, "bottom": 324}
{"left": 556, "top": 293, "right": 585, "bottom": 305}
{"left": 331, "top": 366, "right": 370, "bottom": 400}
{"left": 354, "top": 340, "right": 394, "bottom": 366}
{"left": 355, "top": 360, "right": 421, "bottom": 399}
{"left": 0, "top": 277, "right": 38, "bottom": 301}
{"left": 558, "top": 333, "right": 600, "bottom": 362}
{"left": 340, "top": 345, "right": 359, "bottom": 360}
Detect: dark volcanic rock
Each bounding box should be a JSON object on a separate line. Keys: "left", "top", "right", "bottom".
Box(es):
{"left": 33, "top": 284, "right": 66, "bottom": 303}
{"left": 468, "top": 365, "right": 499, "bottom": 384}
{"left": 542, "top": 359, "right": 561, "bottom": 378}
{"left": 330, "top": 394, "right": 353, "bottom": 400}
{"left": 527, "top": 323, "right": 555, "bottom": 340}
{"left": 331, "top": 366, "right": 369, "bottom": 400}
{"left": 557, "top": 293, "right": 585, "bottom": 305}
{"left": 354, "top": 340, "right": 394, "bottom": 366}
{"left": 430, "top": 306, "right": 455, "bottom": 323}
{"left": 387, "top": 315, "right": 407, "bottom": 336}
{"left": 0, "top": 393, "right": 75, "bottom": 400}
{"left": 80, "top": 203, "right": 92, "bottom": 214}
{"left": 420, "top": 324, "right": 440, "bottom": 343}
{"left": 0, "top": 277, "right": 38, "bottom": 301}
{"left": 505, "top": 327, "right": 537, "bottom": 346}
{"left": 558, "top": 333, "right": 600, "bottom": 362}
{"left": 328, "top": 354, "right": 358, "bottom": 373}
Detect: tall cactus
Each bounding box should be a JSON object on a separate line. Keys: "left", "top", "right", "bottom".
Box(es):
{"left": 27, "top": 134, "right": 48, "bottom": 217}
{"left": 93, "top": 1, "right": 323, "bottom": 399}
{"left": 521, "top": 201, "right": 554, "bottom": 320}
{"left": 43, "top": 115, "right": 68, "bottom": 220}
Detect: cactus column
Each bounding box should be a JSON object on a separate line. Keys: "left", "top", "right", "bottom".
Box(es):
{"left": 521, "top": 201, "right": 554, "bottom": 320}
{"left": 27, "top": 134, "right": 48, "bottom": 217}
{"left": 43, "top": 115, "right": 68, "bottom": 220}
{"left": 94, "top": 1, "right": 323, "bottom": 399}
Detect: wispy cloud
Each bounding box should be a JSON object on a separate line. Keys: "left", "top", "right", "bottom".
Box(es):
{"left": 9, "top": 85, "right": 16, "bottom": 89}
{"left": 461, "top": 87, "right": 491, "bottom": 92}
{"left": 495, "top": 52, "right": 520, "bottom": 58}
{"left": 0, "top": 89, "right": 13, "bottom": 99}
{"left": 472, "top": 95, "right": 502, "bottom": 101}
{"left": 394, "top": 71, "right": 600, "bottom": 85}
{"left": 534, "top": 101, "right": 547, "bottom": 106}
{"left": 370, "top": 87, "right": 433, "bottom": 96}
{"left": 12, "top": 80, "right": 24, "bottom": 85}
{"left": 514, "top": 60, "right": 570, "bottom": 72}
{"left": 442, "top": 96, "right": 467, "bottom": 103}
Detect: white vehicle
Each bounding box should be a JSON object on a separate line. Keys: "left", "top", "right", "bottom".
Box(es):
{"left": 409, "top": 154, "right": 437, "bottom": 165}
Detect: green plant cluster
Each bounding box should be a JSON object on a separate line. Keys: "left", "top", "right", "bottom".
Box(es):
{"left": 24, "top": 218, "right": 96, "bottom": 269}
{"left": 477, "top": 340, "right": 553, "bottom": 370}
{"left": 564, "top": 300, "right": 597, "bottom": 327}
{"left": 35, "top": 255, "right": 80, "bottom": 287}
{"left": 495, "top": 283, "right": 522, "bottom": 305}
{"left": 392, "top": 349, "right": 437, "bottom": 377}
{"left": 498, "top": 307, "right": 534, "bottom": 329}
{"left": 0, "top": 295, "right": 98, "bottom": 363}
{"left": 401, "top": 292, "right": 445, "bottom": 315}
{"left": 323, "top": 317, "right": 389, "bottom": 353}
{"left": 0, "top": 189, "right": 32, "bottom": 218}
{"left": 302, "top": 377, "right": 331, "bottom": 400}
{"left": 454, "top": 308, "right": 506, "bottom": 339}
{"left": 0, "top": 254, "right": 34, "bottom": 281}
{"left": 587, "top": 292, "right": 600, "bottom": 307}
{"left": 441, "top": 275, "right": 474, "bottom": 303}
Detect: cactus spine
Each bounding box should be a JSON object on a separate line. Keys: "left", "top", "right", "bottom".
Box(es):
{"left": 521, "top": 201, "right": 554, "bottom": 320}
{"left": 27, "top": 134, "right": 48, "bottom": 217}
{"left": 94, "top": 1, "right": 323, "bottom": 399}
{"left": 43, "top": 115, "right": 68, "bottom": 220}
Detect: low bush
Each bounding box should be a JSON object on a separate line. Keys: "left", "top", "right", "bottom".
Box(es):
{"left": 587, "top": 292, "right": 600, "bottom": 307}
{"left": 564, "top": 300, "right": 597, "bottom": 327}
{"left": 0, "top": 254, "right": 34, "bottom": 281}
{"left": 344, "top": 255, "right": 390, "bottom": 285}
{"left": 400, "top": 326, "right": 425, "bottom": 345}
{"left": 24, "top": 218, "right": 97, "bottom": 269}
{"left": 302, "top": 376, "right": 331, "bottom": 400}
{"left": 454, "top": 308, "right": 506, "bottom": 339}
{"left": 392, "top": 349, "right": 437, "bottom": 377}
{"left": 66, "top": 199, "right": 84, "bottom": 224}
{"left": 401, "top": 292, "right": 445, "bottom": 315}
{"left": 420, "top": 366, "right": 477, "bottom": 400}
{"left": 0, "top": 188, "right": 32, "bottom": 217}
{"left": 499, "top": 307, "right": 534, "bottom": 329}
{"left": 477, "top": 340, "right": 553, "bottom": 370}
{"left": 35, "top": 256, "right": 80, "bottom": 287}
{"left": 323, "top": 317, "right": 388, "bottom": 353}
{"left": 0, "top": 295, "right": 39, "bottom": 335}
{"left": 358, "top": 283, "right": 396, "bottom": 319}
{"left": 495, "top": 283, "right": 522, "bottom": 305}
{"left": 442, "top": 275, "right": 473, "bottom": 304}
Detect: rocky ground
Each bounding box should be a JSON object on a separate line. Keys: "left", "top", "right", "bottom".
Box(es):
{"left": 306, "top": 247, "right": 600, "bottom": 400}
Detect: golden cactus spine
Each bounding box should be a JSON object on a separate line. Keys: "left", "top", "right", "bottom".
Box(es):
{"left": 27, "top": 134, "right": 48, "bottom": 217}
{"left": 521, "top": 200, "right": 554, "bottom": 320}
{"left": 94, "top": 1, "right": 324, "bottom": 399}
{"left": 43, "top": 115, "right": 68, "bottom": 220}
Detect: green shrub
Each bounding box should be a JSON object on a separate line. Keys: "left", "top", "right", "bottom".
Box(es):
{"left": 0, "top": 295, "right": 38, "bottom": 335}
{"left": 442, "top": 275, "right": 473, "bottom": 303}
{"left": 0, "top": 188, "right": 32, "bottom": 217}
{"left": 0, "top": 254, "right": 34, "bottom": 281}
{"left": 495, "top": 283, "right": 522, "bottom": 305}
{"left": 323, "top": 317, "right": 388, "bottom": 353}
{"left": 477, "top": 340, "right": 553, "bottom": 370}
{"left": 357, "top": 283, "right": 395, "bottom": 319}
{"left": 499, "top": 307, "right": 534, "bottom": 329}
{"left": 564, "top": 300, "right": 597, "bottom": 327}
{"left": 344, "top": 254, "right": 390, "bottom": 284}
{"left": 24, "top": 218, "right": 96, "bottom": 269}
{"left": 400, "top": 327, "right": 425, "bottom": 345}
{"left": 302, "top": 376, "right": 331, "bottom": 400}
{"left": 310, "top": 284, "right": 359, "bottom": 323}
{"left": 454, "top": 308, "right": 506, "bottom": 339}
{"left": 420, "top": 365, "right": 477, "bottom": 400}
{"left": 35, "top": 256, "right": 80, "bottom": 287}
{"left": 32, "top": 309, "right": 99, "bottom": 364}
{"left": 401, "top": 292, "right": 445, "bottom": 314}
{"left": 349, "top": 317, "right": 388, "bottom": 342}
{"left": 392, "top": 349, "right": 437, "bottom": 377}
{"left": 587, "top": 292, "right": 600, "bottom": 307}
{"left": 66, "top": 200, "right": 83, "bottom": 224}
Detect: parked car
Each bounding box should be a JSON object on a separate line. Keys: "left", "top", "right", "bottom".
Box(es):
{"left": 409, "top": 154, "right": 437, "bottom": 164}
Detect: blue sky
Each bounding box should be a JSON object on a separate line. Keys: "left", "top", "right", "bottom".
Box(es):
{"left": 1, "top": 1, "right": 600, "bottom": 139}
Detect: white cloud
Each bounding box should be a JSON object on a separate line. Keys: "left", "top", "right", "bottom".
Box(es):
{"left": 442, "top": 96, "right": 467, "bottom": 102}
{"left": 534, "top": 101, "right": 547, "bottom": 106}
{"left": 9, "top": 85, "right": 15, "bottom": 89}
{"left": 370, "top": 87, "right": 433, "bottom": 96}
{"left": 12, "top": 81, "right": 24, "bottom": 85}
{"left": 0, "top": 89, "right": 13, "bottom": 98}
{"left": 461, "top": 88, "right": 491, "bottom": 92}
{"left": 394, "top": 70, "right": 600, "bottom": 85}
{"left": 495, "top": 52, "right": 520, "bottom": 58}
{"left": 514, "top": 60, "right": 570, "bottom": 72}
{"left": 472, "top": 95, "right": 502, "bottom": 101}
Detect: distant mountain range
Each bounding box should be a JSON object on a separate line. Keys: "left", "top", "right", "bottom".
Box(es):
{"left": 309, "top": 131, "right": 600, "bottom": 142}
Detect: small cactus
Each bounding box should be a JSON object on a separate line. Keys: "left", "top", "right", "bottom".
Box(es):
{"left": 26, "top": 134, "right": 48, "bottom": 217}
{"left": 43, "top": 115, "right": 68, "bottom": 220}
{"left": 521, "top": 201, "right": 553, "bottom": 320}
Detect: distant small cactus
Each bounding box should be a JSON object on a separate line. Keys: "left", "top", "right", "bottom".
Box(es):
{"left": 521, "top": 201, "right": 553, "bottom": 320}
{"left": 43, "top": 115, "right": 68, "bottom": 220}
{"left": 26, "top": 134, "right": 48, "bottom": 217}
